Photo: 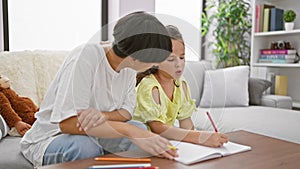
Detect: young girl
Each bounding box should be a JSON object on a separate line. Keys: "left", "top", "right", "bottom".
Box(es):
{"left": 134, "top": 25, "right": 228, "bottom": 147}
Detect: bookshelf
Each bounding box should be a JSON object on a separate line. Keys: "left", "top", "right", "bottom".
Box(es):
{"left": 251, "top": 0, "right": 300, "bottom": 108}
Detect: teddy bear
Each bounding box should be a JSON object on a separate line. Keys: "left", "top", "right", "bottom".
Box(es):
{"left": 0, "top": 75, "right": 38, "bottom": 136}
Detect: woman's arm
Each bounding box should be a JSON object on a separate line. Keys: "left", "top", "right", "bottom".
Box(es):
{"left": 76, "top": 108, "right": 131, "bottom": 131}
{"left": 102, "top": 109, "right": 131, "bottom": 121}
{"left": 60, "top": 116, "right": 178, "bottom": 159}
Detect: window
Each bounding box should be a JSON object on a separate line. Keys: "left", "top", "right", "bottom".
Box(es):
{"left": 7, "top": 0, "right": 101, "bottom": 51}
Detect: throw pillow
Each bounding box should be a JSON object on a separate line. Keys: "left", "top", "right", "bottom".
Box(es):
{"left": 200, "top": 66, "right": 249, "bottom": 108}
{"left": 248, "top": 78, "right": 272, "bottom": 105}
{"left": 0, "top": 115, "right": 9, "bottom": 140}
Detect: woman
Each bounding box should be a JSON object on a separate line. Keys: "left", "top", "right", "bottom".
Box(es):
{"left": 21, "top": 12, "right": 177, "bottom": 167}
{"left": 134, "top": 25, "right": 228, "bottom": 147}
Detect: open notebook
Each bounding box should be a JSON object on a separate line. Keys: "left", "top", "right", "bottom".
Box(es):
{"left": 170, "top": 140, "right": 251, "bottom": 165}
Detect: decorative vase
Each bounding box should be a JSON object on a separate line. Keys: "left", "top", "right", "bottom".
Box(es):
{"left": 285, "top": 22, "right": 294, "bottom": 31}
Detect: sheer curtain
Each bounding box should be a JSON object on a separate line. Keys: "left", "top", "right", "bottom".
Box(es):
{"left": 7, "top": 0, "right": 101, "bottom": 51}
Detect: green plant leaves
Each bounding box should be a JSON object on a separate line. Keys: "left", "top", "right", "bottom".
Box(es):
{"left": 201, "top": 0, "right": 251, "bottom": 68}
{"left": 284, "top": 10, "right": 296, "bottom": 22}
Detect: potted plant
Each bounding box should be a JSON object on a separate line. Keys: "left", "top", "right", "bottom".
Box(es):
{"left": 201, "top": 0, "right": 252, "bottom": 68}
{"left": 283, "top": 10, "right": 296, "bottom": 31}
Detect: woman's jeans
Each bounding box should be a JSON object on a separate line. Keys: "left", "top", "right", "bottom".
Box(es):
{"left": 42, "top": 120, "right": 146, "bottom": 165}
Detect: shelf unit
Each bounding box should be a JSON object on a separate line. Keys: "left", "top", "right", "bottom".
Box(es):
{"left": 251, "top": 0, "right": 300, "bottom": 108}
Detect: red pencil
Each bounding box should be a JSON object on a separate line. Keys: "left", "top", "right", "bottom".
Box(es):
{"left": 206, "top": 112, "right": 218, "bottom": 132}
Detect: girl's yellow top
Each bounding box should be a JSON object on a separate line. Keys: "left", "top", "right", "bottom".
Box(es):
{"left": 133, "top": 74, "right": 196, "bottom": 128}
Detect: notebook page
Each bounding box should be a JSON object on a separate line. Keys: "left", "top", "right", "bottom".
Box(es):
{"left": 170, "top": 140, "right": 251, "bottom": 165}
{"left": 171, "top": 140, "right": 222, "bottom": 165}
{"left": 218, "top": 141, "right": 251, "bottom": 156}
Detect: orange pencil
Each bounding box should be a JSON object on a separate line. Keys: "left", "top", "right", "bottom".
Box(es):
{"left": 94, "top": 157, "right": 151, "bottom": 162}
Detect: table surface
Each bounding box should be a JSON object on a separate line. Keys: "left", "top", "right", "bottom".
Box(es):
{"left": 38, "top": 130, "right": 300, "bottom": 169}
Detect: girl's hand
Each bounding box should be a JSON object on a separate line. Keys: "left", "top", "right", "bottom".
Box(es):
{"left": 77, "top": 108, "right": 107, "bottom": 131}
{"left": 198, "top": 131, "right": 228, "bottom": 148}
{"left": 130, "top": 131, "right": 178, "bottom": 160}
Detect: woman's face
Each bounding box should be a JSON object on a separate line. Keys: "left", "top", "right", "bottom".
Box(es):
{"left": 158, "top": 39, "right": 185, "bottom": 80}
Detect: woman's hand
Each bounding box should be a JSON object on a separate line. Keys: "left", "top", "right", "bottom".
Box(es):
{"left": 77, "top": 108, "right": 107, "bottom": 131}
{"left": 129, "top": 131, "right": 178, "bottom": 160}
{"left": 198, "top": 131, "right": 228, "bottom": 148}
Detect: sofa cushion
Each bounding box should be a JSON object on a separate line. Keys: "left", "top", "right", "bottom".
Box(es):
{"left": 0, "top": 115, "right": 9, "bottom": 140}
{"left": 0, "top": 136, "right": 33, "bottom": 169}
{"left": 200, "top": 66, "right": 249, "bottom": 108}
{"left": 33, "top": 50, "right": 69, "bottom": 105}
{"left": 191, "top": 106, "right": 300, "bottom": 144}
{"left": 261, "top": 95, "right": 293, "bottom": 109}
{"left": 0, "top": 51, "right": 38, "bottom": 105}
{"left": 183, "top": 60, "right": 212, "bottom": 107}
{"left": 248, "top": 78, "right": 272, "bottom": 105}
{"left": 0, "top": 50, "right": 69, "bottom": 106}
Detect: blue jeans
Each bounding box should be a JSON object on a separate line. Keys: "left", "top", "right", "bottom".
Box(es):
{"left": 43, "top": 120, "right": 146, "bottom": 165}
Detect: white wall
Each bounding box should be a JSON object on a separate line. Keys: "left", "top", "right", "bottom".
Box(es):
{"left": 106, "top": 0, "right": 202, "bottom": 61}
{"left": 119, "top": 0, "right": 155, "bottom": 17}
{"left": 155, "top": 0, "right": 202, "bottom": 61}
{"left": 8, "top": 0, "right": 101, "bottom": 51}
{"left": 107, "top": 0, "right": 155, "bottom": 41}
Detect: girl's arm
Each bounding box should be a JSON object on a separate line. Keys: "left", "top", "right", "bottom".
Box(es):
{"left": 148, "top": 120, "right": 200, "bottom": 144}
{"left": 179, "top": 117, "right": 194, "bottom": 130}
{"left": 148, "top": 120, "right": 228, "bottom": 148}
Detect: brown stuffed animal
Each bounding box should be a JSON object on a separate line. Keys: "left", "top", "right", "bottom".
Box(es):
{"left": 0, "top": 75, "right": 38, "bottom": 136}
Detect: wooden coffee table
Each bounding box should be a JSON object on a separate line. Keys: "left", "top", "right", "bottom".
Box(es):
{"left": 38, "top": 130, "right": 300, "bottom": 169}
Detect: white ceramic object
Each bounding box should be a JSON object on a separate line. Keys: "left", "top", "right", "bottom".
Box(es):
{"left": 285, "top": 22, "right": 294, "bottom": 31}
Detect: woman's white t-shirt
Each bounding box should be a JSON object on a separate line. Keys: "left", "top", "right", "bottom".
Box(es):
{"left": 20, "top": 43, "right": 136, "bottom": 167}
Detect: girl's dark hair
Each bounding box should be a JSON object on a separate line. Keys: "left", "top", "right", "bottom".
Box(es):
{"left": 112, "top": 11, "right": 172, "bottom": 63}
{"left": 165, "top": 25, "right": 184, "bottom": 44}
{"left": 136, "top": 25, "right": 184, "bottom": 86}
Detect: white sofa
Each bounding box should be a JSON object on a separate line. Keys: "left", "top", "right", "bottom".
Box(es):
{"left": 0, "top": 50, "right": 68, "bottom": 169}
{"left": 0, "top": 50, "right": 299, "bottom": 169}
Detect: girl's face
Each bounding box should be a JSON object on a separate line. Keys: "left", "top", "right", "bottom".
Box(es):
{"left": 158, "top": 39, "right": 185, "bottom": 80}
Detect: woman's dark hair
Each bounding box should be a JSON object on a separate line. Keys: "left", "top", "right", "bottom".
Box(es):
{"left": 113, "top": 11, "right": 172, "bottom": 63}
{"left": 136, "top": 25, "right": 184, "bottom": 86}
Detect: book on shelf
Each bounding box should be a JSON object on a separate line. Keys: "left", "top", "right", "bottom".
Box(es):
{"left": 170, "top": 140, "right": 251, "bottom": 165}
{"left": 260, "top": 54, "right": 296, "bottom": 60}
{"left": 263, "top": 8, "right": 271, "bottom": 32}
{"left": 258, "top": 4, "right": 275, "bottom": 32}
{"left": 260, "top": 49, "right": 297, "bottom": 55}
{"left": 255, "top": 5, "right": 261, "bottom": 32}
{"left": 275, "top": 75, "right": 288, "bottom": 96}
{"left": 266, "top": 72, "right": 276, "bottom": 94}
{"left": 258, "top": 58, "right": 295, "bottom": 64}
{"left": 270, "top": 8, "right": 284, "bottom": 31}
